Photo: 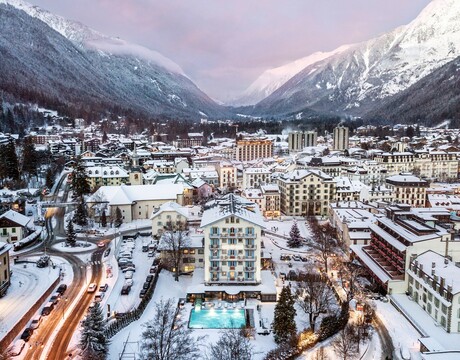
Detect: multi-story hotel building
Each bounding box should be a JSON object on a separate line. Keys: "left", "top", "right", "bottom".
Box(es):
{"left": 200, "top": 194, "right": 265, "bottom": 284}
{"left": 374, "top": 150, "right": 459, "bottom": 180}
{"left": 408, "top": 251, "right": 460, "bottom": 333}
{"left": 385, "top": 174, "right": 429, "bottom": 207}
{"left": 242, "top": 167, "right": 271, "bottom": 189}
{"left": 276, "top": 169, "right": 335, "bottom": 216}
{"left": 235, "top": 138, "right": 273, "bottom": 162}
{"left": 350, "top": 204, "right": 458, "bottom": 295}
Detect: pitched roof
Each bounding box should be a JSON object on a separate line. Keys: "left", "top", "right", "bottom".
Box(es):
{"left": 200, "top": 193, "right": 265, "bottom": 228}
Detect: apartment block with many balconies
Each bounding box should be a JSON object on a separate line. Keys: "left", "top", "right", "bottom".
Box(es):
{"left": 200, "top": 194, "right": 265, "bottom": 285}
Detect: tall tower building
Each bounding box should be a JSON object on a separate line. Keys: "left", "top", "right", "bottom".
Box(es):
{"left": 304, "top": 131, "right": 317, "bottom": 147}
{"left": 333, "top": 126, "right": 349, "bottom": 150}
{"left": 288, "top": 131, "right": 304, "bottom": 152}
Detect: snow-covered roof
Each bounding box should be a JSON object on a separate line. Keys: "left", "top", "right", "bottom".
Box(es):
{"left": 0, "top": 210, "right": 31, "bottom": 228}
{"left": 413, "top": 250, "right": 460, "bottom": 294}
{"left": 150, "top": 201, "right": 190, "bottom": 220}
{"left": 88, "top": 184, "right": 185, "bottom": 205}
{"left": 200, "top": 193, "right": 265, "bottom": 228}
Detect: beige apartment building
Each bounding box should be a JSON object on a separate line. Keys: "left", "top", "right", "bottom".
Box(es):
{"left": 277, "top": 169, "right": 335, "bottom": 216}
{"left": 374, "top": 150, "right": 459, "bottom": 180}
{"left": 235, "top": 138, "right": 273, "bottom": 162}
{"left": 386, "top": 174, "right": 429, "bottom": 207}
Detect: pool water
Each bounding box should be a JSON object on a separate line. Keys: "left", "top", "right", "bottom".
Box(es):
{"left": 189, "top": 308, "right": 246, "bottom": 329}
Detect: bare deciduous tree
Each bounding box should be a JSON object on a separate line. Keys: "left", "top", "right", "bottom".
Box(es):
{"left": 140, "top": 298, "right": 204, "bottom": 360}
{"left": 295, "top": 271, "right": 334, "bottom": 331}
{"left": 207, "top": 327, "right": 254, "bottom": 360}
{"left": 160, "top": 221, "right": 190, "bottom": 281}
{"left": 333, "top": 325, "right": 358, "bottom": 360}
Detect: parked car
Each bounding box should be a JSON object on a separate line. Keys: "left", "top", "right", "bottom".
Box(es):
{"left": 104, "top": 248, "right": 111, "bottom": 257}
{"left": 148, "top": 250, "right": 155, "bottom": 257}
{"left": 88, "top": 302, "right": 96, "bottom": 310}
{"left": 41, "top": 301, "right": 54, "bottom": 316}
{"left": 87, "top": 283, "right": 97, "bottom": 293}
{"left": 124, "top": 279, "right": 134, "bottom": 287}
{"left": 142, "top": 282, "right": 150, "bottom": 290}
{"left": 146, "top": 275, "right": 154, "bottom": 283}
{"left": 122, "top": 266, "right": 136, "bottom": 273}
{"left": 99, "top": 283, "right": 108, "bottom": 292}
{"left": 50, "top": 292, "right": 61, "bottom": 305}
{"left": 142, "top": 245, "right": 149, "bottom": 252}
{"left": 139, "top": 288, "right": 147, "bottom": 298}
{"left": 292, "top": 255, "right": 301, "bottom": 261}
{"left": 56, "top": 284, "right": 67, "bottom": 295}
{"left": 20, "top": 328, "right": 33, "bottom": 342}
{"left": 29, "top": 315, "right": 42, "bottom": 330}
{"left": 10, "top": 339, "right": 25, "bottom": 356}
{"left": 124, "top": 271, "right": 134, "bottom": 280}
{"left": 94, "top": 292, "right": 105, "bottom": 302}
{"left": 149, "top": 266, "right": 158, "bottom": 274}
{"left": 121, "top": 285, "right": 131, "bottom": 295}
{"left": 119, "top": 262, "right": 135, "bottom": 270}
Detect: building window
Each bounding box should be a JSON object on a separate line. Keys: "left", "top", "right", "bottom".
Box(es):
{"left": 427, "top": 303, "right": 432, "bottom": 314}
{"left": 442, "top": 304, "right": 448, "bottom": 314}
{"left": 12, "top": 228, "right": 16, "bottom": 233}
{"left": 435, "top": 298, "right": 440, "bottom": 308}
{"left": 441, "top": 316, "right": 446, "bottom": 328}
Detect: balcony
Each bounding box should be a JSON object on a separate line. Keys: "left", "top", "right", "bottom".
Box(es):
{"left": 210, "top": 244, "right": 219, "bottom": 249}
{"left": 244, "top": 244, "right": 256, "bottom": 249}
{"left": 209, "top": 266, "right": 220, "bottom": 271}
{"left": 245, "top": 267, "right": 255, "bottom": 272}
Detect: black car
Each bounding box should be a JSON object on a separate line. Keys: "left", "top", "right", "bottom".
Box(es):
{"left": 142, "top": 282, "right": 150, "bottom": 290}
{"left": 139, "top": 289, "right": 147, "bottom": 298}
{"left": 104, "top": 248, "right": 111, "bottom": 257}
{"left": 121, "top": 285, "right": 131, "bottom": 295}
{"left": 20, "top": 328, "right": 33, "bottom": 342}
{"left": 146, "top": 275, "right": 154, "bottom": 283}
{"left": 57, "top": 284, "right": 67, "bottom": 295}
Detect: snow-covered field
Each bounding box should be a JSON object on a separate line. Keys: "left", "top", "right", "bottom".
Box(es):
{"left": 0, "top": 258, "right": 69, "bottom": 341}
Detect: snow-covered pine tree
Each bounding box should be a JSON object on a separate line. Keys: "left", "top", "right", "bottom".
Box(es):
{"left": 287, "top": 221, "right": 302, "bottom": 248}
{"left": 79, "top": 302, "right": 109, "bottom": 360}
{"left": 70, "top": 156, "right": 90, "bottom": 201}
{"left": 66, "top": 220, "right": 76, "bottom": 247}
{"left": 114, "top": 207, "right": 123, "bottom": 228}
{"left": 272, "top": 286, "right": 297, "bottom": 344}
{"left": 73, "top": 200, "right": 88, "bottom": 226}
{"left": 100, "top": 210, "right": 107, "bottom": 228}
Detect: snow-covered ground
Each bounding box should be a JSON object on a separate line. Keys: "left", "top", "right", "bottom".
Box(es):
{"left": 51, "top": 241, "right": 97, "bottom": 253}
{"left": 0, "top": 257, "right": 70, "bottom": 341}
{"left": 108, "top": 271, "right": 281, "bottom": 360}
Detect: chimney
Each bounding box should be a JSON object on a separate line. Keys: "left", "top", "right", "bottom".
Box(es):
{"left": 448, "top": 285, "right": 453, "bottom": 293}
{"left": 431, "top": 268, "right": 436, "bottom": 276}
{"left": 445, "top": 257, "right": 449, "bottom": 265}
{"left": 433, "top": 274, "right": 438, "bottom": 289}
{"left": 432, "top": 262, "right": 436, "bottom": 268}
{"left": 440, "top": 277, "right": 445, "bottom": 290}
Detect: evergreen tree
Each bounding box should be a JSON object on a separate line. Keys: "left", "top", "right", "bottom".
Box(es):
{"left": 71, "top": 156, "right": 90, "bottom": 201}
{"left": 287, "top": 221, "right": 302, "bottom": 248}
{"left": 22, "top": 136, "right": 39, "bottom": 179}
{"left": 272, "top": 286, "right": 297, "bottom": 344}
{"left": 66, "top": 220, "right": 76, "bottom": 247}
{"left": 79, "top": 302, "right": 109, "bottom": 359}
{"left": 45, "top": 168, "right": 55, "bottom": 190}
{"left": 100, "top": 210, "right": 107, "bottom": 228}
{"left": 2, "top": 140, "right": 20, "bottom": 182}
{"left": 114, "top": 207, "right": 123, "bottom": 228}
{"left": 73, "top": 200, "right": 88, "bottom": 226}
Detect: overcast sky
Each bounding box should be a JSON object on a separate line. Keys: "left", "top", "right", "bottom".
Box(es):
{"left": 30, "top": 0, "right": 430, "bottom": 102}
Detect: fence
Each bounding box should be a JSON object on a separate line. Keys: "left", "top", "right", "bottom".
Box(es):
{"left": 104, "top": 268, "right": 161, "bottom": 339}
{"left": 0, "top": 273, "right": 60, "bottom": 351}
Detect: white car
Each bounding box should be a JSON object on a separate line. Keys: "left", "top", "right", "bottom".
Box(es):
{"left": 87, "top": 283, "right": 97, "bottom": 293}
{"left": 124, "top": 271, "right": 134, "bottom": 280}
{"left": 10, "top": 339, "right": 25, "bottom": 356}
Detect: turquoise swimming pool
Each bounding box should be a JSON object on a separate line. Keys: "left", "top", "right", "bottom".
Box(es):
{"left": 189, "top": 308, "right": 246, "bottom": 329}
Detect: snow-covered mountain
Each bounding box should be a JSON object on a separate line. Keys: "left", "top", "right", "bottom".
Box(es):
{"left": 0, "top": 0, "right": 227, "bottom": 119}
{"left": 231, "top": 45, "right": 351, "bottom": 106}
{"left": 248, "top": 0, "right": 460, "bottom": 117}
